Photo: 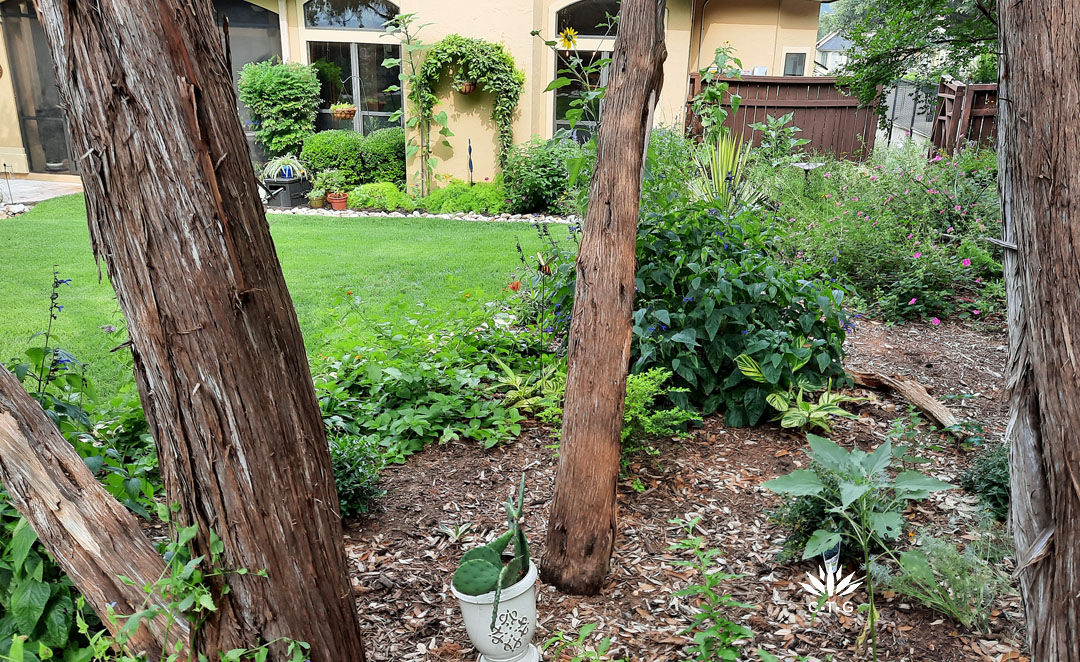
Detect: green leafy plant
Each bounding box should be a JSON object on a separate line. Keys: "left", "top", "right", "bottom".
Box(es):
{"left": 451, "top": 475, "right": 530, "bottom": 628}
{"left": 360, "top": 127, "right": 407, "bottom": 188}
{"left": 487, "top": 356, "right": 562, "bottom": 415}
{"left": 689, "top": 130, "right": 760, "bottom": 214}
{"left": 961, "top": 443, "right": 1010, "bottom": 521}
{"left": 417, "top": 34, "right": 525, "bottom": 168}
{"left": 260, "top": 154, "right": 305, "bottom": 180}
{"left": 502, "top": 137, "right": 581, "bottom": 214}
{"left": 748, "top": 112, "right": 811, "bottom": 168}
{"left": 764, "top": 435, "right": 953, "bottom": 660}
{"left": 328, "top": 435, "right": 385, "bottom": 517}
{"left": 346, "top": 182, "right": 415, "bottom": 211}
{"left": 237, "top": 60, "right": 321, "bottom": 157}
{"left": 382, "top": 14, "right": 438, "bottom": 196}
{"left": 736, "top": 357, "right": 861, "bottom": 432}
{"left": 421, "top": 180, "right": 506, "bottom": 215}
{"left": 874, "top": 535, "right": 1009, "bottom": 632}
{"left": 542, "top": 624, "right": 625, "bottom": 662}
{"left": 621, "top": 368, "right": 701, "bottom": 462}
{"left": 315, "top": 169, "right": 349, "bottom": 196}
{"left": 669, "top": 517, "right": 754, "bottom": 661}
{"left": 300, "top": 130, "right": 366, "bottom": 183}
{"left": 691, "top": 46, "right": 743, "bottom": 142}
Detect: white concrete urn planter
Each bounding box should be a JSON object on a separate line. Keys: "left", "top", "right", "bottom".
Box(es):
{"left": 452, "top": 560, "right": 540, "bottom": 662}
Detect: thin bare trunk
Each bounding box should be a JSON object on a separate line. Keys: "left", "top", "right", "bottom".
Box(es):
{"left": 0, "top": 368, "right": 185, "bottom": 659}
{"left": 31, "top": 1, "right": 366, "bottom": 659}
{"left": 541, "top": 0, "right": 667, "bottom": 595}
{"left": 999, "top": 0, "right": 1080, "bottom": 658}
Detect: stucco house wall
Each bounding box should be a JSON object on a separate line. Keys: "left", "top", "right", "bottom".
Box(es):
{"left": 0, "top": 0, "right": 825, "bottom": 184}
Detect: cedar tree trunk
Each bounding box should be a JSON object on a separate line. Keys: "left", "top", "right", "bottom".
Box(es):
{"left": 541, "top": 0, "right": 667, "bottom": 595}
{"left": 31, "top": 1, "right": 366, "bottom": 659}
{"left": 0, "top": 368, "right": 186, "bottom": 659}
{"left": 999, "top": 0, "right": 1080, "bottom": 658}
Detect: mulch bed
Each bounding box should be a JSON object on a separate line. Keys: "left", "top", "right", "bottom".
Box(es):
{"left": 344, "top": 317, "right": 1027, "bottom": 662}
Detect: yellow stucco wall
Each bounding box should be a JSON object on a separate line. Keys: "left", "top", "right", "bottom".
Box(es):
{"left": 0, "top": 16, "right": 31, "bottom": 172}
{"left": 693, "top": 0, "right": 821, "bottom": 76}
{"left": 0, "top": 0, "right": 819, "bottom": 180}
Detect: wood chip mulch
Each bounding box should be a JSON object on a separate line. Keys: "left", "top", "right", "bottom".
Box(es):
{"left": 344, "top": 318, "right": 1027, "bottom": 662}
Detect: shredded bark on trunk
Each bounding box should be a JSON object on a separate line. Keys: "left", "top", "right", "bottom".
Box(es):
{"left": 0, "top": 368, "right": 185, "bottom": 659}
{"left": 541, "top": 0, "right": 667, "bottom": 595}
{"left": 998, "top": 0, "right": 1080, "bottom": 657}
{"left": 31, "top": 1, "right": 366, "bottom": 659}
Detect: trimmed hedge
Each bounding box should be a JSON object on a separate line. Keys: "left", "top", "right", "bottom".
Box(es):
{"left": 301, "top": 127, "right": 406, "bottom": 188}
{"left": 301, "top": 130, "right": 366, "bottom": 184}
{"left": 361, "top": 128, "right": 407, "bottom": 188}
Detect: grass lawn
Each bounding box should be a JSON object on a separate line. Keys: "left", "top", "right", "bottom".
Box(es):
{"left": 1, "top": 194, "right": 564, "bottom": 393}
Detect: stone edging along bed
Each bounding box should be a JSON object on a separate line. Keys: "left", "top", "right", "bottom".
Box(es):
{"left": 268, "top": 205, "right": 577, "bottom": 225}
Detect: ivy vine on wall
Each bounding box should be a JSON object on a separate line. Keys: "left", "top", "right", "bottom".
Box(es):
{"left": 418, "top": 34, "right": 526, "bottom": 168}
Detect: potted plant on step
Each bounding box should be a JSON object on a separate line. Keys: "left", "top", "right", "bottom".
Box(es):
{"left": 320, "top": 169, "right": 350, "bottom": 211}
{"left": 308, "top": 187, "right": 326, "bottom": 209}
{"left": 451, "top": 475, "right": 538, "bottom": 662}
{"left": 261, "top": 154, "right": 310, "bottom": 207}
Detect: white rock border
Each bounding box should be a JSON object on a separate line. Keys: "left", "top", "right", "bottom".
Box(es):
{"left": 267, "top": 205, "right": 579, "bottom": 225}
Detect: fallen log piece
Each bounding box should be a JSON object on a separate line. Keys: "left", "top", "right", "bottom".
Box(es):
{"left": 848, "top": 369, "right": 964, "bottom": 438}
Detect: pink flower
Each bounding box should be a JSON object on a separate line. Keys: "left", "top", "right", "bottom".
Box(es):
{"left": 907, "top": 233, "right": 914, "bottom": 239}
{"left": 852, "top": 196, "right": 860, "bottom": 201}
{"left": 962, "top": 258, "right": 972, "bottom": 267}
{"left": 870, "top": 176, "right": 879, "bottom": 181}
{"left": 947, "top": 226, "right": 954, "bottom": 233}
{"left": 976, "top": 277, "right": 982, "bottom": 283}
{"left": 931, "top": 317, "right": 941, "bottom": 325}
{"left": 954, "top": 205, "right": 962, "bottom": 211}
{"left": 973, "top": 310, "right": 981, "bottom": 315}
{"left": 825, "top": 193, "right": 832, "bottom": 198}
{"left": 824, "top": 173, "right": 832, "bottom": 178}
{"left": 909, "top": 298, "right": 918, "bottom": 305}
{"left": 913, "top": 252, "right": 922, "bottom": 258}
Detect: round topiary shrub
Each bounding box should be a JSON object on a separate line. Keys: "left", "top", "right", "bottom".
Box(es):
{"left": 360, "top": 127, "right": 406, "bottom": 188}
{"left": 301, "top": 130, "right": 366, "bottom": 184}
{"left": 238, "top": 60, "right": 321, "bottom": 157}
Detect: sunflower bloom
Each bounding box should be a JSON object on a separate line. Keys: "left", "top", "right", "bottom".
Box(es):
{"left": 559, "top": 27, "right": 579, "bottom": 48}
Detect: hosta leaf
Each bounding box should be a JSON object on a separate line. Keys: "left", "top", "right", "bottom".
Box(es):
{"left": 763, "top": 470, "right": 824, "bottom": 496}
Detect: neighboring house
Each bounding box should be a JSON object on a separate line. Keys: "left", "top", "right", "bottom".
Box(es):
{"left": 815, "top": 30, "right": 850, "bottom": 74}
{"left": 0, "top": 0, "right": 828, "bottom": 185}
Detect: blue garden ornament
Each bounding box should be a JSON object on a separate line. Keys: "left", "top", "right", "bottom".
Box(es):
{"left": 468, "top": 138, "right": 474, "bottom": 186}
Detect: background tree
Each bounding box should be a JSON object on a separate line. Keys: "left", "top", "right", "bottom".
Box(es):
{"left": 830, "top": 0, "right": 997, "bottom": 113}
{"left": 998, "top": 0, "right": 1080, "bottom": 658}
{"left": 30, "top": 1, "right": 367, "bottom": 659}
{"left": 541, "top": 0, "right": 667, "bottom": 595}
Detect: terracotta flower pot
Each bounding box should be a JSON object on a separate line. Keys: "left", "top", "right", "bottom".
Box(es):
{"left": 327, "top": 193, "right": 348, "bottom": 211}
{"left": 458, "top": 81, "right": 477, "bottom": 95}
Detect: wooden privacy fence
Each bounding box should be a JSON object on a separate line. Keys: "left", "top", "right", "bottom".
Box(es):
{"left": 930, "top": 80, "right": 997, "bottom": 153}
{"left": 685, "top": 74, "right": 879, "bottom": 160}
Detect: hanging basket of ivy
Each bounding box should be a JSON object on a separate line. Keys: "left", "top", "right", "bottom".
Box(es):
{"left": 418, "top": 35, "right": 525, "bottom": 167}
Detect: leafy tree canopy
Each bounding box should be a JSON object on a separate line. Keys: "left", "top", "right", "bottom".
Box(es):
{"left": 826, "top": 0, "right": 997, "bottom": 114}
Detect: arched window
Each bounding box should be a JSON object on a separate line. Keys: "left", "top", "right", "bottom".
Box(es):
{"left": 557, "top": 0, "right": 620, "bottom": 37}
{"left": 303, "top": 0, "right": 399, "bottom": 30}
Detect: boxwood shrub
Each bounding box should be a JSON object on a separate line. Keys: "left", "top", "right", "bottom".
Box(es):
{"left": 347, "top": 182, "right": 415, "bottom": 211}
{"left": 301, "top": 130, "right": 366, "bottom": 184}
{"left": 360, "top": 127, "right": 406, "bottom": 188}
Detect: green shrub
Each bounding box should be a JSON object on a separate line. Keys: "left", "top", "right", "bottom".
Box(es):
{"left": 238, "top": 60, "right": 321, "bottom": 156}
{"left": 315, "top": 302, "right": 526, "bottom": 463}
{"left": 347, "top": 182, "right": 415, "bottom": 211}
{"left": 328, "top": 435, "right": 385, "bottom": 517}
{"left": 962, "top": 443, "right": 1010, "bottom": 521}
{"left": 421, "top": 180, "right": 506, "bottom": 215}
{"left": 315, "top": 169, "right": 350, "bottom": 195}
{"left": 301, "top": 130, "right": 366, "bottom": 184}
{"left": 360, "top": 127, "right": 407, "bottom": 188}
{"left": 756, "top": 142, "right": 1002, "bottom": 323}
{"left": 535, "top": 204, "right": 851, "bottom": 423}
{"left": 622, "top": 368, "right": 701, "bottom": 460}
{"left": 641, "top": 127, "right": 698, "bottom": 215}
{"left": 876, "top": 535, "right": 1009, "bottom": 630}
{"left": 503, "top": 137, "right": 579, "bottom": 213}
